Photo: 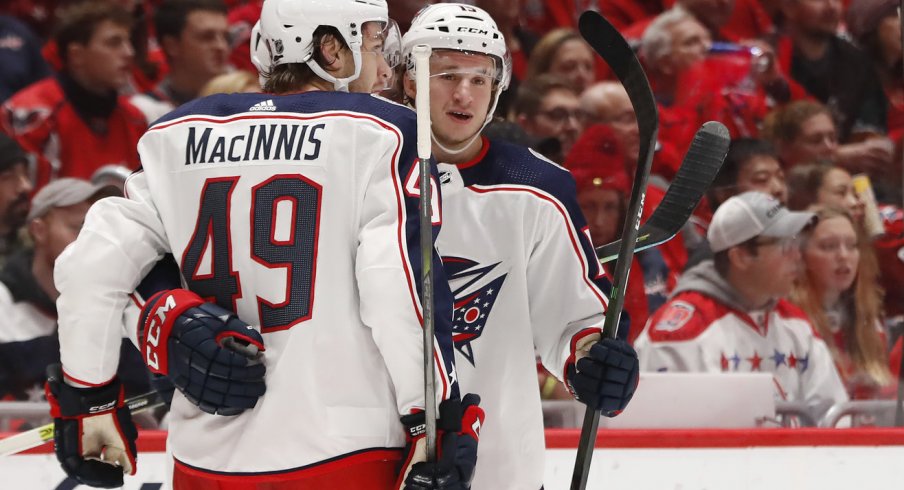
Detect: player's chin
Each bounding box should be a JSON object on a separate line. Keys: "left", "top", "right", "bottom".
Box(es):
{"left": 442, "top": 119, "right": 480, "bottom": 140}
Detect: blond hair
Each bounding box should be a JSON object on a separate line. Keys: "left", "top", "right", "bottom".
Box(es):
{"left": 200, "top": 71, "right": 260, "bottom": 97}
{"left": 526, "top": 28, "right": 583, "bottom": 81}
{"left": 791, "top": 207, "right": 892, "bottom": 390}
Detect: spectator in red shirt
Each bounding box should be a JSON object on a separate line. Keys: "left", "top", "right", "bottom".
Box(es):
{"left": 1, "top": 2, "right": 145, "bottom": 189}
{"left": 225, "top": 0, "right": 261, "bottom": 72}
{"left": 638, "top": 8, "right": 710, "bottom": 150}
{"left": 721, "top": 0, "right": 774, "bottom": 41}
{"left": 581, "top": 81, "right": 683, "bottom": 181}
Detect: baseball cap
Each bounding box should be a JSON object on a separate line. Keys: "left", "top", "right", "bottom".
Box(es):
{"left": 708, "top": 191, "right": 815, "bottom": 253}
{"left": 27, "top": 178, "right": 117, "bottom": 221}
{"left": 0, "top": 132, "right": 27, "bottom": 172}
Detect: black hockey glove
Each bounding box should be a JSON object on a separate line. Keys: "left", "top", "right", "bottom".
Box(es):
{"left": 139, "top": 289, "right": 266, "bottom": 415}
{"left": 566, "top": 337, "right": 639, "bottom": 416}
{"left": 398, "top": 394, "right": 484, "bottom": 490}
{"left": 45, "top": 364, "right": 138, "bottom": 488}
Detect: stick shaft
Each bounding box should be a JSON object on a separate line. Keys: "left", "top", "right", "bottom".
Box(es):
{"left": 572, "top": 11, "right": 659, "bottom": 488}
{"left": 413, "top": 43, "right": 437, "bottom": 461}
{"left": 896, "top": 0, "right": 904, "bottom": 428}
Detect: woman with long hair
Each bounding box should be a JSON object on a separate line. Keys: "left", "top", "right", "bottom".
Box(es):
{"left": 786, "top": 163, "right": 865, "bottom": 225}
{"left": 791, "top": 207, "right": 894, "bottom": 398}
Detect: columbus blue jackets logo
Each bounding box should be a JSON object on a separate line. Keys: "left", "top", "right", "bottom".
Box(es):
{"left": 443, "top": 256, "right": 508, "bottom": 366}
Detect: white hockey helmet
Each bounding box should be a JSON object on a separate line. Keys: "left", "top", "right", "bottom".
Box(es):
{"left": 253, "top": 0, "right": 390, "bottom": 91}
{"left": 402, "top": 4, "right": 511, "bottom": 111}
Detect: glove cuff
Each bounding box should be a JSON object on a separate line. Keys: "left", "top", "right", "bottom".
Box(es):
{"left": 400, "top": 411, "right": 427, "bottom": 442}
{"left": 46, "top": 365, "right": 124, "bottom": 418}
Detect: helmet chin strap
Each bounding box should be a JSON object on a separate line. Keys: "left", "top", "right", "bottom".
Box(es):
{"left": 306, "top": 50, "right": 363, "bottom": 92}
{"left": 431, "top": 130, "right": 482, "bottom": 156}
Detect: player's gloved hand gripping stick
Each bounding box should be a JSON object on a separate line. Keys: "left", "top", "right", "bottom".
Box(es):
{"left": 2, "top": 287, "right": 266, "bottom": 460}
{"left": 398, "top": 394, "right": 485, "bottom": 490}
{"left": 44, "top": 364, "right": 139, "bottom": 489}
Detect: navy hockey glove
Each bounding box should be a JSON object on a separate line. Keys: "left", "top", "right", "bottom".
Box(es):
{"left": 566, "top": 337, "right": 639, "bottom": 416}
{"left": 139, "top": 289, "right": 266, "bottom": 415}
{"left": 45, "top": 364, "right": 138, "bottom": 489}
{"left": 398, "top": 394, "right": 484, "bottom": 490}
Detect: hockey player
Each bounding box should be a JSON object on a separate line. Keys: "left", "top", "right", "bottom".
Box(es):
{"left": 400, "top": 5, "right": 639, "bottom": 488}
{"left": 46, "top": 0, "right": 477, "bottom": 488}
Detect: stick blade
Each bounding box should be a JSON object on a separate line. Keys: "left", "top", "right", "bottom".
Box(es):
{"left": 594, "top": 122, "right": 730, "bottom": 263}
{"left": 643, "top": 121, "right": 730, "bottom": 237}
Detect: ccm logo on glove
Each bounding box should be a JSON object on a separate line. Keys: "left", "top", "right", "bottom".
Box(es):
{"left": 138, "top": 289, "right": 266, "bottom": 415}
{"left": 144, "top": 293, "right": 178, "bottom": 371}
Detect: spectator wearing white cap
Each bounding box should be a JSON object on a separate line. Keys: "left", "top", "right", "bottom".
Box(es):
{"left": 635, "top": 191, "right": 848, "bottom": 417}
{"left": 0, "top": 178, "right": 147, "bottom": 402}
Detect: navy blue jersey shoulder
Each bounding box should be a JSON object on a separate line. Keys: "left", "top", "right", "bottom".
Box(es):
{"left": 460, "top": 138, "right": 581, "bottom": 216}
{"left": 461, "top": 138, "right": 618, "bottom": 300}
{"left": 153, "top": 91, "right": 417, "bottom": 132}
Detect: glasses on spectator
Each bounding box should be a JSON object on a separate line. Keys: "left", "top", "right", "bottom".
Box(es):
{"left": 754, "top": 235, "right": 801, "bottom": 254}
{"left": 536, "top": 107, "right": 589, "bottom": 125}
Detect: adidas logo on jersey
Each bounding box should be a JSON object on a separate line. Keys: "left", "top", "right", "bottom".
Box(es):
{"left": 249, "top": 99, "right": 277, "bottom": 112}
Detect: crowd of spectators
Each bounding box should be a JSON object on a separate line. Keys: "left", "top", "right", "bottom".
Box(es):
{"left": 0, "top": 0, "right": 903, "bottom": 428}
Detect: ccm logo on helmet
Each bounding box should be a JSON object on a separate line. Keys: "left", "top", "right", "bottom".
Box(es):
{"left": 457, "top": 27, "right": 489, "bottom": 35}
{"left": 145, "top": 294, "right": 177, "bottom": 370}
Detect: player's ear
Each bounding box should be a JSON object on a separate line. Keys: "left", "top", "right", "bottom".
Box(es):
{"left": 727, "top": 245, "right": 753, "bottom": 271}
{"left": 66, "top": 42, "right": 86, "bottom": 72}
{"left": 403, "top": 74, "right": 416, "bottom": 101}
{"left": 318, "top": 34, "right": 344, "bottom": 73}
{"left": 516, "top": 113, "right": 535, "bottom": 133}
{"left": 658, "top": 56, "right": 675, "bottom": 77}
{"left": 159, "top": 34, "right": 181, "bottom": 61}
{"left": 27, "top": 217, "right": 48, "bottom": 247}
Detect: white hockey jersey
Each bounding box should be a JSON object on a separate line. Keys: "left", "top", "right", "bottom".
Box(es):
{"left": 54, "top": 92, "right": 459, "bottom": 476}
{"left": 435, "top": 138, "right": 613, "bottom": 490}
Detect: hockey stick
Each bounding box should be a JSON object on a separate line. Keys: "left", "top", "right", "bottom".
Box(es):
{"left": 896, "top": 0, "right": 904, "bottom": 428}
{"left": 594, "top": 121, "right": 730, "bottom": 265}
{"left": 0, "top": 390, "right": 165, "bottom": 457}
{"left": 413, "top": 44, "right": 438, "bottom": 461}
{"left": 571, "top": 11, "right": 658, "bottom": 489}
